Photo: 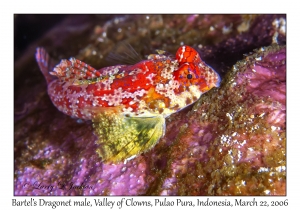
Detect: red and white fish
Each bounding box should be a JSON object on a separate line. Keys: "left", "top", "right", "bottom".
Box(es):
{"left": 36, "top": 45, "right": 220, "bottom": 163}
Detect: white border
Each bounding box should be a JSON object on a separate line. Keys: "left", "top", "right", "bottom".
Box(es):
{"left": 3, "top": 0, "right": 298, "bottom": 209}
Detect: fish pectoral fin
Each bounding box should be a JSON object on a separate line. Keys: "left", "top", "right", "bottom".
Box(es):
{"left": 92, "top": 113, "right": 165, "bottom": 163}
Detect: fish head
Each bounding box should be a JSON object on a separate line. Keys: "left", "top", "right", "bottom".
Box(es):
{"left": 173, "top": 46, "right": 221, "bottom": 93}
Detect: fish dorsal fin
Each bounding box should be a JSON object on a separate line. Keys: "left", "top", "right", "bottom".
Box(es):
{"left": 106, "top": 41, "right": 143, "bottom": 65}
{"left": 50, "top": 58, "right": 101, "bottom": 82}
{"left": 92, "top": 109, "right": 165, "bottom": 163}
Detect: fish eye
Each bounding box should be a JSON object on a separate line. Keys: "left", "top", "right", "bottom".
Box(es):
{"left": 187, "top": 74, "right": 193, "bottom": 79}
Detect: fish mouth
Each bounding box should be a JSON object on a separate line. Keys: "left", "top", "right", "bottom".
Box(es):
{"left": 214, "top": 71, "right": 222, "bottom": 87}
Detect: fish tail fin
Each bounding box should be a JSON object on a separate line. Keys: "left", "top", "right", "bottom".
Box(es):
{"left": 35, "top": 47, "right": 56, "bottom": 84}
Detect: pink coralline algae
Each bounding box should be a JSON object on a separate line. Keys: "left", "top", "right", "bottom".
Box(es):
{"left": 153, "top": 44, "right": 286, "bottom": 195}
{"left": 14, "top": 15, "right": 286, "bottom": 196}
